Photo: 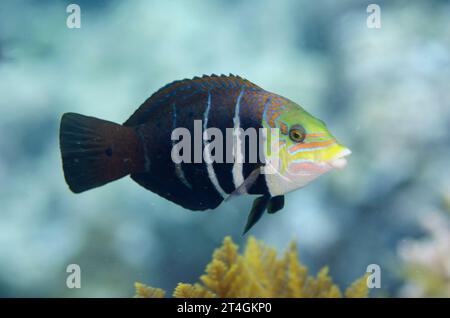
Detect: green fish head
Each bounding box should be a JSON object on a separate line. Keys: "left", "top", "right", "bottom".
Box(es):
{"left": 263, "top": 101, "right": 351, "bottom": 195}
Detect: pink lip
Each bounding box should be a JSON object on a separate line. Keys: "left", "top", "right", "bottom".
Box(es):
{"left": 288, "top": 161, "right": 331, "bottom": 175}
{"left": 287, "top": 148, "right": 352, "bottom": 175}
{"left": 327, "top": 157, "right": 347, "bottom": 169}
{"left": 327, "top": 148, "right": 352, "bottom": 170}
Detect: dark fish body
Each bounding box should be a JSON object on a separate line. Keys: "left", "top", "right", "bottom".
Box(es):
{"left": 59, "top": 74, "right": 351, "bottom": 233}
{"left": 127, "top": 75, "right": 273, "bottom": 211}
{"left": 61, "top": 75, "right": 286, "bottom": 210}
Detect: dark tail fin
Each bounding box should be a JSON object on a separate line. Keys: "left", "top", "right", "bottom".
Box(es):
{"left": 59, "top": 112, "right": 144, "bottom": 193}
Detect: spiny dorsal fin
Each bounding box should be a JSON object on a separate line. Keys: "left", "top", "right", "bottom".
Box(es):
{"left": 197, "top": 74, "right": 262, "bottom": 91}
{"left": 150, "top": 74, "right": 261, "bottom": 99}
{"left": 124, "top": 74, "right": 262, "bottom": 126}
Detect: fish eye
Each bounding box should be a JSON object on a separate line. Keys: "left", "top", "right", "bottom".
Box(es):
{"left": 289, "top": 125, "right": 306, "bottom": 143}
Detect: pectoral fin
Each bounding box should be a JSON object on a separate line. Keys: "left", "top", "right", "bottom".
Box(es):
{"left": 243, "top": 194, "right": 271, "bottom": 235}
{"left": 267, "top": 195, "right": 285, "bottom": 214}
{"left": 226, "top": 164, "right": 263, "bottom": 201}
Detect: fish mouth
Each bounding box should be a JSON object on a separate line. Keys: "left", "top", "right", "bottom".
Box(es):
{"left": 264, "top": 147, "right": 352, "bottom": 184}
{"left": 326, "top": 148, "right": 352, "bottom": 170}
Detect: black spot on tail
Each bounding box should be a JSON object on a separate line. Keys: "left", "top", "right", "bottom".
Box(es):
{"left": 59, "top": 112, "right": 131, "bottom": 193}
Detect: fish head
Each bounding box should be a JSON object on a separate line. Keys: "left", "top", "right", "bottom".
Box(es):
{"left": 262, "top": 101, "right": 351, "bottom": 195}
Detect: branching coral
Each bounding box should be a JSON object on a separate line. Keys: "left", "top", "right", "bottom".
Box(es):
{"left": 135, "top": 236, "right": 369, "bottom": 298}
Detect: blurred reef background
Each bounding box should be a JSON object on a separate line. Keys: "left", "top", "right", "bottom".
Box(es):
{"left": 0, "top": 0, "right": 449, "bottom": 297}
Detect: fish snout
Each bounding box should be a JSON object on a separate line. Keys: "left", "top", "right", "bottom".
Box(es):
{"left": 327, "top": 147, "right": 351, "bottom": 170}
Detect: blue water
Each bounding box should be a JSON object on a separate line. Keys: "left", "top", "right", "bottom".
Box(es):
{"left": 0, "top": 0, "right": 449, "bottom": 297}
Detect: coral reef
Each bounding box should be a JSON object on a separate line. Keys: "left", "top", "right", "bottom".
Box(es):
{"left": 135, "top": 236, "right": 369, "bottom": 298}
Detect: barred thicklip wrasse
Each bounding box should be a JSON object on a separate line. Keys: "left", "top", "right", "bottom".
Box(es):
{"left": 59, "top": 74, "right": 351, "bottom": 233}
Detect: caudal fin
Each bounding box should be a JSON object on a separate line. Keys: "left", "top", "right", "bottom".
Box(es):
{"left": 59, "top": 112, "right": 143, "bottom": 193}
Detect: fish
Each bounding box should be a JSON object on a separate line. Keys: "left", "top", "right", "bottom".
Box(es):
{"left": 59, "top": 74, "right": 351, "bottom": 234}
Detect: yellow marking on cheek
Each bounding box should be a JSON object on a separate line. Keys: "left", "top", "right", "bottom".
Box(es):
{"left": 291, "top": 151, "right": 315, "bottom": 161}
{"left": 280, "top": 122, "right": 288, "bottom": 135}
{"left": 319, "top": 144, "right": 349, "bottom": 161}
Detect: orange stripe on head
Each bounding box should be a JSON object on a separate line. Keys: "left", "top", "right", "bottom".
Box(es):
{"left": 279, "top": 122, "right": 288, "bottom": 135}
{"left": 288, "top": 161, "right": 329, "bottom": 174}
{"left": 289, "top": 139, "right": 336, "bottom": 153}
{"left": 305, "top": 133, "right": 326, "bottom": 138}
{"left": 268, "top": 112, "right": 280, "bottom": 128}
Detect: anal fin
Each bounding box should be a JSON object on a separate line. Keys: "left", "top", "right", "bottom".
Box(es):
{"left": 243, "top": 194, "right": 271, "bottom": 235}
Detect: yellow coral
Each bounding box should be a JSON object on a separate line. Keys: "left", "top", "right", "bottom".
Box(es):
{"left": 135, "top": 236, "right": 369, "bottom": 298}
{"left": 134, "top": 282, "right": 165, "bottom": 298}
{"left": 345, "top": 274, "right": 370, "bottom": 298}
{"left": 173, "top": 283, "right": 216, "bottom": 298}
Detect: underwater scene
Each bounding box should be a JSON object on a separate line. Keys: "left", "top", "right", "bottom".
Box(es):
{"left": 0, "top": 0, "right": 449, "bottom": 299}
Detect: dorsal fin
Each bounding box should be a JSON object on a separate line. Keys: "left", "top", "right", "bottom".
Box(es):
{"left": 162, "top": 74, "right": 261, "bottom": 94}
{"left": 124, "top": 74, "right": 262, "bottom": 126}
